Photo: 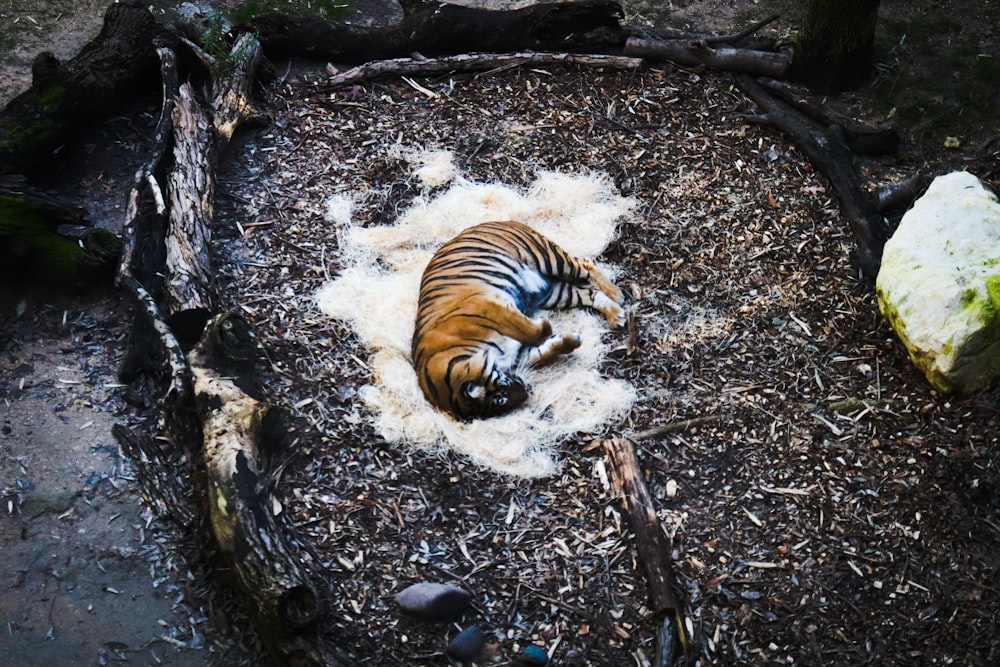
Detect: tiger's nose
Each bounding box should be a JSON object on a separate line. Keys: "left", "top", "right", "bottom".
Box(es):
{"left": 506, "top": 378, "right": 528, "bottom": 408}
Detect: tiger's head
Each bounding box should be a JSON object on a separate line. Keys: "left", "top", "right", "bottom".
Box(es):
{"left": 452, "top": 370, "right": 529, "bottom": 420}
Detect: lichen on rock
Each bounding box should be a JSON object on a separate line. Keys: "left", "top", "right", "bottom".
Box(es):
{"left": 876, "top": 171, "right": 1000, "bottom": 393}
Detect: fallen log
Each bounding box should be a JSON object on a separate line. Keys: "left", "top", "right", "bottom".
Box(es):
{"left": 623, "top": 13, "right": 787, "bottom": 76}
{"left": 0, "top": 2, "right": 165, "bottom": 176}
{"left": 164, "top": 33, "right": 263, "bottom": 347}
{"left": 242, "top": 0, "right": 626, "bottom": 64}
{"left": 188, "top": 313, "right": 325, "bottom": 647}
{"left": 100, "top": 21, "right": 343, "bottom": 663}
{"left": 603, "top": 437, "right": 687, "bottom": 666}
{"left": 625, "top": 37, "right": 790, "bottom": 77}
{"left": 758, "top": 78, "right": 900, "bottom": 155}
{"left": 735, "top": 74, "right": 888, "bottom": 279}
{"left": 164, "top": 83, "right": 215, "bottom": 341}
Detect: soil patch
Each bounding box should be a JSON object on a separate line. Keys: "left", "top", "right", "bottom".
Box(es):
{"left": 0, "top": 287, "right": 208, "bottom": 666}
{"left": 211, "top": 58, "right": 998, "bottom": 664}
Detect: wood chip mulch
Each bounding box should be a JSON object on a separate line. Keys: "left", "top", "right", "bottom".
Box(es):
{"left": 210, "top": 63, "right": 1000, "bottom": 665}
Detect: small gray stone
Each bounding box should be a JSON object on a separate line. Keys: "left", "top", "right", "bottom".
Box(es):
{"left": 517, "top": 644, "right": 550, "bottom": 666}
{"left": 447, "top": 625, "right": 485, "bottom": 661}
{"left": 394, "top": 582, "right": 471, "bottom": 621}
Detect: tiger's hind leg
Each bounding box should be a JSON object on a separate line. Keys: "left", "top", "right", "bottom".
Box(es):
{"left": 576, "top": 257, "right": 626, "bottom": 328}
{"left": 540, "top": 268, "right": 626, "bottom": 329}
{"left": 493, "top": 302, "right": 553, "bottom": 346}
{"left": 536, "top": 252, "right": 625, "bottom": 328}
{"left": 521, "top": 332, "right": 582, "bottom": 369}
{"left": 576, "top": 258, "right": 623, "bottom": 307}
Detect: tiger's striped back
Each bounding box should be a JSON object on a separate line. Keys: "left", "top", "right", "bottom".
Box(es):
{"left": 412, "top": 221, "right": 625, "bottom": 420}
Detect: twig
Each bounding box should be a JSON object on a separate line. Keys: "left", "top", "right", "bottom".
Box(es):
{"left": 631, "top": 415, "right": 724, "bottom": 440}
{"left": 706, "top": 13, "right": 781, "bottom": 45}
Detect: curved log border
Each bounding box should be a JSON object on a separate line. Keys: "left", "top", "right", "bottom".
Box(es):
{"left": 113, "top": 29, "right": 345, "bottom": 667}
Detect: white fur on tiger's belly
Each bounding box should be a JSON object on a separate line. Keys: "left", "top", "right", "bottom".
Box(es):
{"left": 316, "top": 161, "right": 637, "bottom": 478}
{"left": 514, "top": 265, "right": 548, "bottom": 296}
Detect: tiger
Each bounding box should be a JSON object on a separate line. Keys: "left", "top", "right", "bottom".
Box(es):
{"left": 411, "top": 220, "right": 626, "bottom": 421}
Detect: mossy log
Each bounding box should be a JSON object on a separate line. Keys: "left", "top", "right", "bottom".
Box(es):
{"left": 0, "top": 2, "right": 166, "bottom": 176}
{"left": 0, "top": 177, "right": 120, "bottom": 289}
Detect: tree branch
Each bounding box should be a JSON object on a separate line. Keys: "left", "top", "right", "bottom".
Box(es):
{"left": 324, "top": 51, "right": 643, "bottom": 90}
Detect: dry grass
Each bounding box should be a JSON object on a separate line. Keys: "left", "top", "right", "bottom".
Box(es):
{"left": 315, "top": 165, "right": 637, "bottom": 478}
{"left": 211, "top": 63, "right": 1000, "bottom": 665}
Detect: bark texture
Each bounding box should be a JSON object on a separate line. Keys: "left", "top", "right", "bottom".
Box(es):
{"left": 791, "top": 0, "right": 881, "bottom": 92}
{"left": 603, "top": 438, "right": 687, "bottom": 664}
{"left": 0, "top": 2, "right": 165, "bottom": 175}
{"left": 243, "top": 0, "right": 626, "bottom": 63}
{"left": 625, "top": 38, "right": 789, "bottom": 77}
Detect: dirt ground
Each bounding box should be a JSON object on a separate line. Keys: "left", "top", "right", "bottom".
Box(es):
{"left": 1, "top": 1, "right": 999, "bottom": 666}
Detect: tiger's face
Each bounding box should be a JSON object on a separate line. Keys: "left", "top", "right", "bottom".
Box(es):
{"left": 453, "top": 371, "right": 529, "bottom": 420}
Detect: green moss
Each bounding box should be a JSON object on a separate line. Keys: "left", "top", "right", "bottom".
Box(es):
{"left": 986, "top": 275, "right": 1000, "bottom": 316}
{"left": 0, "top": 115, "right": 63, "bottom": 154}
{"left": 941, "top": 336, "right": 953, "bottom": 356}
{"left": 33, "top": 82, "right": 68, "bottom": 109}
{"left": 0, "top": 195, "right": 118, "bottom": 289}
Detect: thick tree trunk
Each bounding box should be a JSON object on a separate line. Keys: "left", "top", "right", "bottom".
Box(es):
{"left": 791, "top": 0, "right": 880, "bottom": 92}
{"left": 243, "top": 0, "right": 626, "bottom": 63}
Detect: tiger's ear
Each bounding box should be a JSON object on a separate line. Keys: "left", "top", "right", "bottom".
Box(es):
{"left": 462, "top": 381, "right": 485, "bottom": 400}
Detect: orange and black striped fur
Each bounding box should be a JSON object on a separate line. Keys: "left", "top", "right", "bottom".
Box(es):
{"left": 412, "top": 220, "right": 625, "bottom": 420}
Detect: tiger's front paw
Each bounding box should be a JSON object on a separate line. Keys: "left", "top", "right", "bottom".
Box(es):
{"left": 536, "top": 317, "right": 553, "bottom": 339}
{"left": 562, "top": 332, "right": 582, "bottom": 351}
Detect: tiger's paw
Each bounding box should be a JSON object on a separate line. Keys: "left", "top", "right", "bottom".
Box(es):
{"left": 594, "top": 293, "right": 626, "bottom": 329}
{"left": 528, "top": 332, "right": 582, "bottom": 369}
{"left": 536, "top": 317, "right": 553, "bottom": 339}
{"left": 562, "top": 332, "right": 582, "bottom": 351}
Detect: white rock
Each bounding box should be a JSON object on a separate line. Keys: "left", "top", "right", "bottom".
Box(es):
{"left": 876, "top": 171, "right": 1000, "bottom": 393}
